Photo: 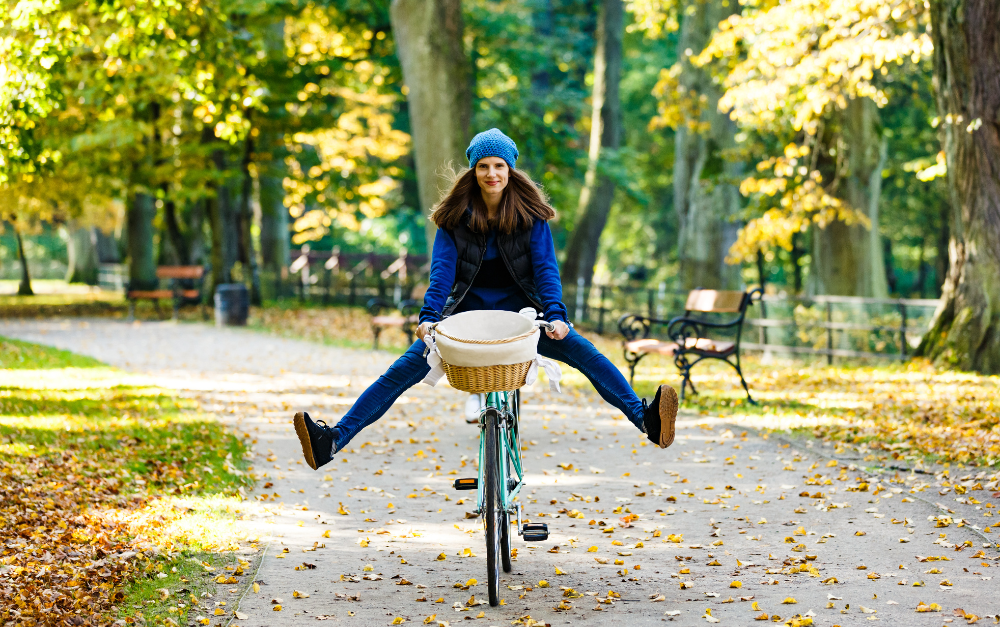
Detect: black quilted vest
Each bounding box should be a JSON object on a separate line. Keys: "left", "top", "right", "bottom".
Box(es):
{"left": 442, "top": 218, "right": 543, "bottom": 317}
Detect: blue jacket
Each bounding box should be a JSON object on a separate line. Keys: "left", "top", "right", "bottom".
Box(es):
{"left": 419, "top": 219, "right": 569, "bottom": 324}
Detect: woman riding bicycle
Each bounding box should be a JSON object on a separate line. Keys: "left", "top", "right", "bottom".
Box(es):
{"left": 294, "top": 128, "right": 678, "bottom": 469}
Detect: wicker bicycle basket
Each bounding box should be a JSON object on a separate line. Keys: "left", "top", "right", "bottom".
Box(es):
{"left": 440, "top": 360, "right": 533, "bottom": 393}
{"left": 431, "top": 310, "right": 540, "bottom": 393}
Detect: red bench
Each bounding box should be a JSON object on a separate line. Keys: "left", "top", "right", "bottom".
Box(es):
{"left": 127, "top": 266, "right": 207, "bottom": 321}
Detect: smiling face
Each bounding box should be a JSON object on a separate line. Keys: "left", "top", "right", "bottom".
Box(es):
{"left": 475, "top": 156, "right": 509, "bottom": 201}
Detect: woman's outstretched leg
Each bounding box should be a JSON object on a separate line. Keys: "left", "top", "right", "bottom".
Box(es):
{"left": 538, "top": 329, "right": 678, "bottom": 448}
{"left": 294, "top": 340, "right": 431, "bottom": 469}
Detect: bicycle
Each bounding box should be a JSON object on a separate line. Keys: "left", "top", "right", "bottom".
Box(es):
{"left": 445, "top": 320, "right": 554, "bottom": 606}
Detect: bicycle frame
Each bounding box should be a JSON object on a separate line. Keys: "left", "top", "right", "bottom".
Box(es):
{"left": 473, "top": 390, "right": 524, "bottom": 525}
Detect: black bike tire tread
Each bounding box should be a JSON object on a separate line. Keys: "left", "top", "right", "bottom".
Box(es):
{"left": 502, "top": 391, "right": 517, "bottom": 572}
{"left": 484, "top": 409, "right": 502, "bottom": 606}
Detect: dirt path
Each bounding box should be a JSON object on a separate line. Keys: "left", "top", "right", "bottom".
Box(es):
{"left": 3, "top": 318, "right": 998, "bottom": 626}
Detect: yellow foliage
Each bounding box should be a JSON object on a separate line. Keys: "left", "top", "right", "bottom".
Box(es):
{"left": 700, "top": 0, "right": 932, "bottom": 134}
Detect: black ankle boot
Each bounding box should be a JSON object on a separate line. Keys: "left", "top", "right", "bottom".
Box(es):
{"left": 293, "top": 412, "right": 336, "bottom": 469}
{"left": 642, "top": 385, "right": 679, "bottom": 449}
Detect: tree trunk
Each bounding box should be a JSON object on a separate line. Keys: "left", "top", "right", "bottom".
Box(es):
{"left": 258, "top": 18, "right": 290, "bottom": 276}
{"left": 918, "top": 0, "right": 1000, "bottom": 373}
{"left": 66, "top": 225, "right": 99, "bottom": 285}
{"left": 126, "top": 191, "right": 158, "bottom": 291}
{"left": 163, "top": 197, "right": 190, "bottom": 265}
{"left": 563, "top": 0, "right": 624, "bottom": 287}
{"left": 934, "top": 199, "right": 950, "bottom": 296}
{"left": 790, "top": 231, "right": 804, "bottom": 294}
{"left": 95, "top": 227, "right": 119, "bottom": 264}
{"left": 205, "top": 131, "right": 239, "bottom": 300}
{"left": 188, "top": 198, "right": 208, "bottom": 266}
{"left": 673, "top": 0, "right": 743, "bottom": 291}
{"left": 239, "top": 131, "right": 263, "bottom": 305}
{"left": 14, "top": 229, "right": 33, "bottom": 296}
{"left": 390, "top": 0, "right": 472, "bottom": 250}
{"left": 809, "top": 97, "right": 889, "bottom": 297}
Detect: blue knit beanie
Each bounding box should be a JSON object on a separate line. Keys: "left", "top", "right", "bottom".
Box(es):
{"left": 466, "top": 128, "right": 518, "bottom": 170}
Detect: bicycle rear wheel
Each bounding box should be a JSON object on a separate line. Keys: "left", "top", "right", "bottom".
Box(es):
{"left": 483, "top": 408, "right": 502, "bottom": 606}
{"left": 500, "top": 497, "right": 512, "bottom": 573}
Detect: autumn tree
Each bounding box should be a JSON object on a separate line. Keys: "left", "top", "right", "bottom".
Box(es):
{"left": 917, "top": 0, "right": 1000, "bottom": 372}
{"left": 391, "top": 0, "right": 471, "bottom": 249}
{"left": 684, "top": 0, "right": 931, "bottom": 297}
{"left": 563, "top": 0, "right": 625, "bottom": 287}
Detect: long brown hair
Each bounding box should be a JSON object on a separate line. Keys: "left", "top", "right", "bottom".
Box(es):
{"left": 430, "top": 166, "right": 556, "bottom": 233}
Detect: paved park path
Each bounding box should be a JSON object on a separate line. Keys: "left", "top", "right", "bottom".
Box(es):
{"left": 2, "top": 318, "right": 998, "bottom": 626}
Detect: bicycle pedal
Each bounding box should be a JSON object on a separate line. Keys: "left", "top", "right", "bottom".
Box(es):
{"left": 522, "top": 523, "right": 548, "bottom": 542}
{"left": 453, "top": 478, "right": 478, "bottom": 490}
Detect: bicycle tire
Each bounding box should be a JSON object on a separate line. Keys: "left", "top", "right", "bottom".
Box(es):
{"left": 501, "top": 390, "right": 517, "bottom": 573}
{"left": 500, "top": 475, "right": 512, "bottom": 572}
{"left": 483, "top": 408, "right": 502, "bottom": 606}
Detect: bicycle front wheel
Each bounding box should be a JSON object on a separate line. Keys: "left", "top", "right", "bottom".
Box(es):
{"left": 483, "top": 407, "right": 502, "bottom": 606}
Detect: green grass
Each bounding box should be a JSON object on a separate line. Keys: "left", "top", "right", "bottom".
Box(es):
{"left": 0, "top": 335, "right": 106, "bottom": 368}
{"left": 118, "top": 550, "right": 250, "bottom": 625}
{"left": 0, "top": 336, "right": 256, "bottom": 624}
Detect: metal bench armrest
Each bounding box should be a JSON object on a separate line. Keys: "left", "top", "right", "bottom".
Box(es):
{"left": 367, "top": 297, "right": 393, "bottom": 316}
{"left": 617, "top": 313, "right": 674, "bottom": 342}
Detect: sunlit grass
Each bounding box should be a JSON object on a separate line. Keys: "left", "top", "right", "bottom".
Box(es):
{"left": 0, "top": 336, "right": 255, "bottom": 624}
{"left": 0, "top": 335, "right": 107, "bottom": 368}
{"left": 117, "top": 550, "right": 238, "bottom": 625}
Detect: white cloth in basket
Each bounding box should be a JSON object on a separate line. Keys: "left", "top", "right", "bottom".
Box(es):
{"left": 421, "top": 309, "right": 561, "bottom": 392}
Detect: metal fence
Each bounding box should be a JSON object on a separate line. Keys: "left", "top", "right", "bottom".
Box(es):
{"left": 276, "top": 249, "right": 941, "bottom": 362}
{"left": 265, "top": 247, "right": 430, "bottom": 305}
{"left": 105, "top": 249, "right": 942, "bottom": 363}
{"left": 559, "top": 279, "right": 941, "bottom": 363}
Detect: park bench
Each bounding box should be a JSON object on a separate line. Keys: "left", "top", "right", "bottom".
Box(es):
{"left": 127, "top": 266, "right": 207, "bottom": 322}
{"left": 618, "top": 287, "right": 763, "bottom": 403}
{"left": 367, "top": 297, "right": 421, "bottom": 349}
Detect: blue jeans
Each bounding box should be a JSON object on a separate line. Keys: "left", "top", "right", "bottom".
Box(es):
{"left": 329, "top": 329, "right": 646, "bottom": 452}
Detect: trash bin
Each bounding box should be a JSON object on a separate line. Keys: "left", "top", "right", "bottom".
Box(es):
{"left": 214, "top": 283, "right": 249, "bottom": 327}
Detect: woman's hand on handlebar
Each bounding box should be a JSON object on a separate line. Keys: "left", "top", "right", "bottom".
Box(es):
{"left": 416, "top": 321, "right": 432, "bottom": 340}
{"left": 546, "top": 320, "right": 569, "bottom": 340}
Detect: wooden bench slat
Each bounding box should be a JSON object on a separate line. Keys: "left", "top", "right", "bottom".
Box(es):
{"left": 128, "top": 290, "right": 174, "bottom": 299}
{"left": 685, "top": 289, "right": 745, "bottom": 313}
{"left": 685, "top": 338, "right": 735, "bottom": 355}
{"left": 372, "top": 315, "right": 418, "bottom": 327}
{"left": 156, "top": 266, "right": 205, "bottom": 279}
{"left": 626, "top": 339, "right": 678, "bottom": 356}
{"left": 178, "top": 289, "right": 200, "bottom": 299}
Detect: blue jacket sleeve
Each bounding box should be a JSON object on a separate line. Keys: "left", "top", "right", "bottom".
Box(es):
{"left": 419, "top": 228, "right": 458, "bottom": 324}
{"left": 530, "top": 220, "right": 569, "bottom": 323}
